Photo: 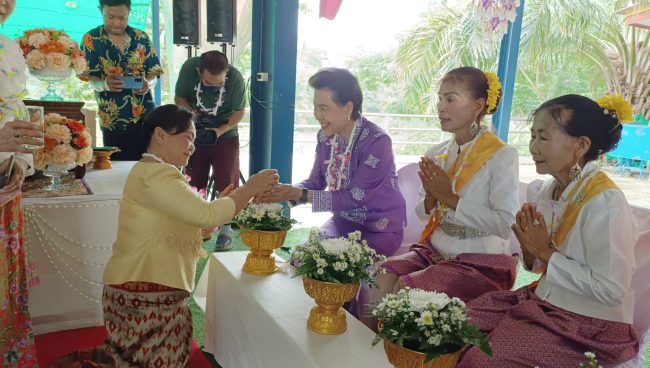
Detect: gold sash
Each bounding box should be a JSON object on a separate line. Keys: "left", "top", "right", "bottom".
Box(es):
{"left": 418, "top": 132, "right": 506, "bottom": 243}
{"left": 551, "top": 171, "right": 618, "bottom": 249}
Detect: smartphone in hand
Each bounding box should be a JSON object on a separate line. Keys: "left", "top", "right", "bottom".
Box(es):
{"left": 116, "top": 76, "right": 144, "bottom": 89}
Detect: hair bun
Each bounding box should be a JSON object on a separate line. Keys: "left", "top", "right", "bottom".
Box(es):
{"left": 596, "top": 94, "right": 634, "bottom": 123}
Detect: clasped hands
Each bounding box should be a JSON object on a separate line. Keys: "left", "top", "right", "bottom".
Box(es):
{"left": 512, "top": 203, "right": 554, "bottom": 264}
{"left": 417, "top": 156, "right": 457, "bottom": 211}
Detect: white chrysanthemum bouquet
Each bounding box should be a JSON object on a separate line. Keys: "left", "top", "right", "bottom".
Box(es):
{"left": 291, "top": 229, "right": 385, "bottom": 284}
{"left": 234, "top": 202, "right": 296, "bottom": 231}
{"left": 371, "top": 288, "right": 492, "bottom": 362}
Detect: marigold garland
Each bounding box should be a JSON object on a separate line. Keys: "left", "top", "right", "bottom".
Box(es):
{"left": 484, "top": 71, "right": 502, "bottom": 114}
{"left": 596, "top": 94, "right": 634, "bottom": 123}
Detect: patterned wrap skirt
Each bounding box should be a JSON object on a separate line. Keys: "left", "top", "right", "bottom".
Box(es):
{"left": 1, "top": 195, "right": 38, "bottom": 367}
{"left": 101, "top": 282, "right": 193, "bottom": 367}
{"left": 457, "top": 286, "right": 639, "bottom": 367}
{"left": 381, "top": 243, "right": 518, "bottom": 303}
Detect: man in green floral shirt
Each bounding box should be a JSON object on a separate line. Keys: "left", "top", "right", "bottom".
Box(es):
{"left": 80, "top": 0, "right": 163, "bottom": 160}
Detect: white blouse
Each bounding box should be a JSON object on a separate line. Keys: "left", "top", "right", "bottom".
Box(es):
{"left": 527, "top": 165, "right": 637, "bottom": 324}
{"left": 0, "top": 34, "right": 34, "bottom": 174}
{"left": 415, "top": 136, "right": 519, "bottom": 259}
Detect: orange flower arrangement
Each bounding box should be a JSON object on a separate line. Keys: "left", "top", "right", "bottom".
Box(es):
{"left": 34, "top": 113, "right": 94, "bottom": 170}
{"left": 16, "top": 28, "right": 87, "bottom": 76}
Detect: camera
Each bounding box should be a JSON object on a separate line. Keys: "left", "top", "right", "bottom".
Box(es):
{"left": 194, "top": 111, "right": 228, "bottom": 146}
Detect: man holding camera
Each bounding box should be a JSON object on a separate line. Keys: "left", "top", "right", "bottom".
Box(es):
{"left": 81, "top": 0, "right": 163, "bottom": 160}
{"left": 175, "top": 50, "right": 245, "bottom": 250}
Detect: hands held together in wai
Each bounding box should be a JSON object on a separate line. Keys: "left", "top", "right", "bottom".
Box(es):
{"left": 417, "top": 155, "right": 553, "bottom": 265}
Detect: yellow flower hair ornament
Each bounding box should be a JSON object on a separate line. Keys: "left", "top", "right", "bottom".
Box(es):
{"left": 484, "top": 71, "right": 502, "bottom": 114}
{"left": 596, "top": 94, "right": 634, "bottom": 123}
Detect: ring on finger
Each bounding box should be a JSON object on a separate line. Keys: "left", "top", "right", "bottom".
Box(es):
{"left": 532, "top": 219, "right": 540, "bottom": 226}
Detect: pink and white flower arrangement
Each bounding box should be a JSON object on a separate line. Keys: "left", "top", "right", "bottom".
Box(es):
{"left": 17, "top": 28, "right": 87, "bottom": 75}
{"left": 34, "top": 113, "right": 93, "bottom": 170}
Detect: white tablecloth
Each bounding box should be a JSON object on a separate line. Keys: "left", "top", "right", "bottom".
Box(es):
{"left": 23, "top": 161, "right": 134, "bottom": 334}
{"left": 194, "top": 252, "right": 392, "bottom": 368}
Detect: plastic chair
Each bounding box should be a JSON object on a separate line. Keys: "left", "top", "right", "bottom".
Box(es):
{"left": 394, "top": 163, "right": 427, "bottom": 255}
{"left": 615, "top": 208, "right": 650, "bottom": 367}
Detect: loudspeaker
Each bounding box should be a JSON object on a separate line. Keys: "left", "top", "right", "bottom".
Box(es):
{"left": 173, "top": 0, "right": 200, "bottom": 45}
{"left": 206, "top": 0, "right": 237, "bottom": 45}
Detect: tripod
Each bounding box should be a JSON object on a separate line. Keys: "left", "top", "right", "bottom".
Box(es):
{"left": 206, "top": 170, "right": 246, "bottom": 200}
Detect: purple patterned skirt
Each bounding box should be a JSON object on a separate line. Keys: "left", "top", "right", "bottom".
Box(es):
{"left": 457, "top": 286, "right": 639, "bottom": 367}
{"left": 381, "top": 243, "right": 518, "bottom": 303}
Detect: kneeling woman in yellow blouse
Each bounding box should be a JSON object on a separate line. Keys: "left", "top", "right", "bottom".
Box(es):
{"left": 101, "top": 104, "right": 278, "bottom": 367}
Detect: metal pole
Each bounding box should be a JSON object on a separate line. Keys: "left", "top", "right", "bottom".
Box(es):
{"left": 492, "top": 0, "right": 525, "bottom": 142}
{"left": 152, "top": 0, "right": 162, "bottom": 105}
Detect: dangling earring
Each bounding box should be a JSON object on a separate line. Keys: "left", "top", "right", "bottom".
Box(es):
{"left": 468, "top": 121, "right": 479, "bottom": 137}
{"left": 569, "top": 160, "right": 582, "bottom": 181}
{"left": 347, "top": 113, "right": 352, "bottom": 121}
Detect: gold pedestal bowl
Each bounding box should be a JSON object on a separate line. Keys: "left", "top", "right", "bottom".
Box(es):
{"left": 239, "top": 228, "right": 287, "bottom": 275}
{"left": 303, "top": 278, "right": 360, "bottom": 335}
{"left": 92, "top": 147, "right": 119, "bottom": 170}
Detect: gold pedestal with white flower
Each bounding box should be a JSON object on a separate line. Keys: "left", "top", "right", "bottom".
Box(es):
{"left": 383, "top": 339, "right": 462, "bottom": 368}
{"left": 240, "top": 228, "right": 287, "bottom": 275}
{"left": 303, "top": 278, "right": 360, "bottom": 335}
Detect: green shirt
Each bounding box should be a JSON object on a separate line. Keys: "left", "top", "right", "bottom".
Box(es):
{"left": 175, "top": 57, "right": 245, "bottom": 140}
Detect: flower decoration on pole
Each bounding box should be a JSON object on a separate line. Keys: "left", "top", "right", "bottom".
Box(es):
{"left": 475, "top": 0, "right": 520, "bottom": 41}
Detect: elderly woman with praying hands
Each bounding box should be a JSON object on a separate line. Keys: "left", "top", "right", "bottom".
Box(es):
{"left": 256, "top": 67, "right": 406, "bottom": 257}
{"left": 363, "top": 67, "right": 520, "bottom": 332}
{"left": 457, "top": 94, "right": 640, "bottom": 367}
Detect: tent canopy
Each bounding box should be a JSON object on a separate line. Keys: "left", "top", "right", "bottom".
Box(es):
{"left": 3, "top": 0, "right": 151, "bottom": 43}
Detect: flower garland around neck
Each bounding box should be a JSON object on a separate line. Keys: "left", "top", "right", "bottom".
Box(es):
{"left": 433, "top": 127, "right": 486, "bottom": 219}
{"left": 325, "top": 119, "right": 360, "bottom": 191}
{"left": 194, "top": 81, "right": 225, "bottom": 117}
{"left": 547, "top": 165, "right": 598, "bottom": 251}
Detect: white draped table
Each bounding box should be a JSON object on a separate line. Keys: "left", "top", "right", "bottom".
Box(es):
{"left": 194, "top": 252, "right": 392, "bottom": 368}
{"left": 23, "top": 161, "right": 134, "bottom": 334}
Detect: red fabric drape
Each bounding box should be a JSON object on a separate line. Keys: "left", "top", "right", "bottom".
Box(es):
{"left": 320, "top": 0, "right": 343, "bottom": 20}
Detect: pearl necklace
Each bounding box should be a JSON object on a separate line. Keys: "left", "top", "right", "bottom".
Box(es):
{"left": 325, "top": 119, "right": 359, "bottom": 191}
{"left": 142, "top": 152, "right": 166, "bottom": 164}
{"left": 194, "top": 82, "right": 225, "bottom": 116}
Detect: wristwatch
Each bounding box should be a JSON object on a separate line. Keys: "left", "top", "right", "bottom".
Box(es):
{"left": 289, "top": 188, "right": 308, "bottom": 207}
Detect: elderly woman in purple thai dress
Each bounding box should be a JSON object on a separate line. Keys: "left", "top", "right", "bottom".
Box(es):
{"left": 363, "top": 67, "right": 520, "bottom": 330}
{"left": 458, "top": 94, "right": 639, "bottom": 367}
{"left": 256, "top": 68, "right": 406, "bottom": 257}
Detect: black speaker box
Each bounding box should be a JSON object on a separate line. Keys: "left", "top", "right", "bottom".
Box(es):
{"left": 206, "top": 0, "right": 237, "bottom": 45}
{"left": 173, "top": 0, "right": 200, "bottom": 45}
